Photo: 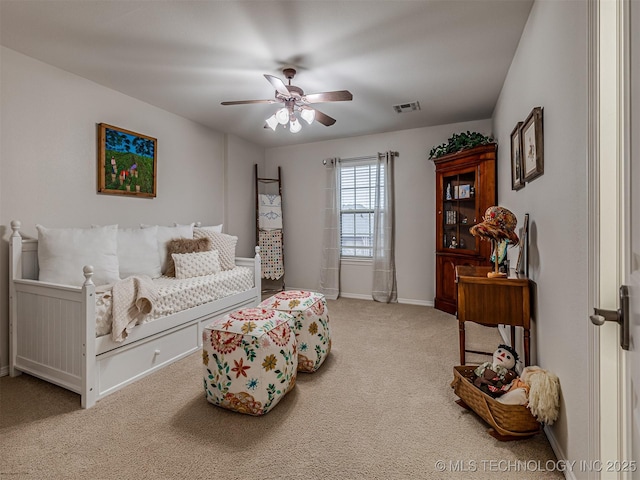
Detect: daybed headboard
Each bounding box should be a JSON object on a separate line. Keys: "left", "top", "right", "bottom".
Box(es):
{"left": 10, "top": 221, "right": 39, "bottom": 281}
{"left": 11, "top": 220, "right": 262, "bottom": 288}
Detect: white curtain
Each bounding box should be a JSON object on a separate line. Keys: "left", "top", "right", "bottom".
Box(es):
{"left": 319, "top": 158, "right": 340, "bottom": 300}
{"left": 372, "top": 151, "right": 397, "bottom": 303}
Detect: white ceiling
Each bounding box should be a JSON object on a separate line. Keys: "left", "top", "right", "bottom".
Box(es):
{"left": 0, "top": 0, "right": 533, "bottom": 148}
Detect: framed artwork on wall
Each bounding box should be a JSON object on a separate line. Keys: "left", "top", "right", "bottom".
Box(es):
{"left": 510, "top": 121, "right": 524, "bottom": 191}
{"left": 97, "top": 123, "right": 157, "bottom": 197}
{"left": 522, "top": 107, "right": 544, "bottom": 183}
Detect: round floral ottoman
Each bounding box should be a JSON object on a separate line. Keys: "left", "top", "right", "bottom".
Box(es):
{"left": 259, "top": 290, "right": 331, "bottom": 373}
{"left": 202, "top": 308, "right": 297, "bottom": 415}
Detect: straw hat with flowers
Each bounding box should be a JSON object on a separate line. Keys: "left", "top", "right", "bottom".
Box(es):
{"left": 470, "top": 206, "right": 519, "bottom": 277}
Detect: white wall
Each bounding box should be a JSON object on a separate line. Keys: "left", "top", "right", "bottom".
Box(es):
{"left": 224, "top": 134, "right": 264, "bottom": 258}
{"left": 0, "top": 47, "right": 247, "bottom": 373}
{"left": 264, "top": 119, "right": 492, "bottom": 304}
{"left": 492, "top": 0, "right": 588, "bottom": 473}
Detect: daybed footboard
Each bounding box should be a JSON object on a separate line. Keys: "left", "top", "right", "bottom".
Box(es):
{"left": 9, "top": 221, "right": 262, "bottom": 408}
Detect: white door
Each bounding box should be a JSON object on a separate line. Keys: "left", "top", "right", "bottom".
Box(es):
{"left": 593, "top": 0, "right": 638, "bottom": 477}
{"left": 625, "top": 0, "right": 639, "bottom": 473}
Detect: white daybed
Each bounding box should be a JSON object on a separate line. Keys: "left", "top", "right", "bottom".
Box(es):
{"left": 8, "top": 221, "right": 262, "bottom": 408}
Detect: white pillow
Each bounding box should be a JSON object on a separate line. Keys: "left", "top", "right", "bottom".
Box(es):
{"left": 193, "top": 230, "right": 238, "bottom": 271}
{"left": 117, "top": 226, "right": 162, "bottom": 279}
{"left": 172, "top": 250, "right": 221, "bottom": 279}
{"left": 36, "top": 224, "right": 120, "bottom": 287}
{"left": 141, "top": 224, "right": 194, "bottom": 274}
{"left": 194, "top": 224, "right": 223, "bottom": 233}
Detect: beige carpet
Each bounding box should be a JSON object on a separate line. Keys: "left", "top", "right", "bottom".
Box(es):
{"left": 0, "top": 298, "right": 563, "bottom": 479}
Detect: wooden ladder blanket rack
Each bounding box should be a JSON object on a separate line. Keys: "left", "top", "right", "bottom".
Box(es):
{"left": 255, "top": 164, "right": 285, "bottom": 293}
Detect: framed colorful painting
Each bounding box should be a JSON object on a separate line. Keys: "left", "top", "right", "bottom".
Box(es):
{"left": 97, "top": 123, "right": 157, "bottom": 197}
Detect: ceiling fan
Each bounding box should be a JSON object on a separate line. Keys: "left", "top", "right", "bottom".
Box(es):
{"left": 221, "top": 68, "right": 353, "bottom": 133}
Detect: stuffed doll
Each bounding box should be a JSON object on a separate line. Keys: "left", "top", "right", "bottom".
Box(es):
{"left": 472, "top": 344, "right": 519, "bottom": 397}
{"left": 497, "top": 366, "right": 561, "bottom": 425}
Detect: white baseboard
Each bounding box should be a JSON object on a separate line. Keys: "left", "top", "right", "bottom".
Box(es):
{"left": 338, "top": 292, "right": 372, "bottom": 301}
{"left": 544, "top": 425, "right": 573, "bottom": 480}
{"left": 0, "top": 365, "right": 9, "bottom": 377}
{"left": 397, "top": 297, "right": 433, "bottom": 307}
{"left": 285, "top": 287, "right": 432, "bottom": 306}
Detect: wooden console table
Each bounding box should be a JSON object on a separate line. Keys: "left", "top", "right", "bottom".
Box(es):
{"left": 455, "top": 265, "right": 531, "bottom": 367}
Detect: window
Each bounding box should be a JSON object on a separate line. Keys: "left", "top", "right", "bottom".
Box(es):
{"left": 339, "top": 161, "right": 384, "bottom": 257}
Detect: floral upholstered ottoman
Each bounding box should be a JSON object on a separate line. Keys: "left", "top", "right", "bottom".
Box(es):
{"left": 202, "top": 308, "right": 297, "bottom": 415}
{"left": 259, "top": 290, "right": 331, "bottom": 373}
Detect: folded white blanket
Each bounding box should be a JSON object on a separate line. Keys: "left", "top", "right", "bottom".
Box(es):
{"left": 100, "top": 276, "right": 158, "bottom": 342}
{"left": 258, "top": 194, "right": 283, "bottom": 230}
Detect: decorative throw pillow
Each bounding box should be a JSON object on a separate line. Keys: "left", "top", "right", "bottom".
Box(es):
{"left": 192, "top": 224, "right": 223, "bottom": 234}
{"left": 164, "top": 237, "right": 211, "bottom": 277}
{"left": 193, "top": 230, "right": 238, "bottom": 271}
{"left": 172, "top": 250, "right": 221, "bottom": 279}
{"left": 36, "top": 224, "right": 120, "bottom": 287}
{"left": 116, "top": 226, "right": 162, "bottom": 279}
{"left": 141, "top": 223, "right": 194, "bottom": 274}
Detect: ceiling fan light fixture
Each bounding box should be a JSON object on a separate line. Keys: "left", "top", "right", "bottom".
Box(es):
{"left": 275, "top": 107, "right": 289, "bottom": 125}
{"left": 289, "top": 117, "right": 302, "bottom": 133}
{"left": 222, "top": 68, "right": 351, "bottom": 132}
{"left": 300, "top": 107, "right": 315, "bottom": 125}
{"left": 265, "top": 114, "right": 278, "bottom": 131}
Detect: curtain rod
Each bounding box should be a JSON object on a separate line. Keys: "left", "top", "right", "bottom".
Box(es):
{"left": 322, "top": 152, "right": 399, "bottom": 165}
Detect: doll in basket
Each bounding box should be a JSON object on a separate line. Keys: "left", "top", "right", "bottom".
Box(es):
{"left": 497, "top": 365, "right": 561, "bottom": 425}
{"left": 472, "top": 344, "right": 519, "bottom": 397}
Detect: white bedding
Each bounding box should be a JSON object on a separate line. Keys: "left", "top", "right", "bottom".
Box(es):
{"left": 95, "top": 266, "right": 254, "bottom": 337}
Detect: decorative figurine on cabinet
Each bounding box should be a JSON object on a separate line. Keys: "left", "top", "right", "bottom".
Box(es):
{"left": 449, "top": 236, "right": 458, "bottom": 249}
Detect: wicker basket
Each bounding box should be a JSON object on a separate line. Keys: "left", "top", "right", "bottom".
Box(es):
{"left": 451, "top": 365, "right": 541, "bottom": 438}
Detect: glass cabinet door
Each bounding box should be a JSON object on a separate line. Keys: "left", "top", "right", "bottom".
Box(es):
{"left": 442, "top": 169, "right": 478, "bottom": 252}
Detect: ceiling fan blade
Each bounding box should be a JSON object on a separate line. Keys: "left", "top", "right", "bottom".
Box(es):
{"left": 264, "top": 74, "right": 292, "bottom": 97}
{"left": 221, "top": 99, "right": 277, "bottom": 105}
{"left": 304, "top": 90, "right": 353, "bottom": 103}
{"left": 312, "top": 108, "right": 337, "bottom": 126}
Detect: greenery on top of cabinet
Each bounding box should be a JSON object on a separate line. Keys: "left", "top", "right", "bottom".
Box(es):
{"left": 429, "top": 131, "right": 495, "bottom": 160}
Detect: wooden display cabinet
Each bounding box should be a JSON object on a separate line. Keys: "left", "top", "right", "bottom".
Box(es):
{"left": 432, "top": 144, "right": 497, "bottom": 314}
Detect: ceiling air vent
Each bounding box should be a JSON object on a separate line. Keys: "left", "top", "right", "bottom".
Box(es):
{"left": 393, "top": 101, "right": 421, "bottom": 113}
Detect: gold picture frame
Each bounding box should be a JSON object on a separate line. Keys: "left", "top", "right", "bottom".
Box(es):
{"left": 97, "top": 123, "right": 157, "bottom": 197}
